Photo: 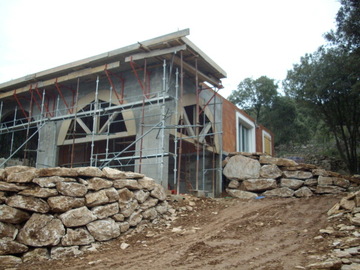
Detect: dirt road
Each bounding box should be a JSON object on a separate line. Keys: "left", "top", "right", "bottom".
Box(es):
{"left": 15, "top": 195, "right": 342, "bottom": 270}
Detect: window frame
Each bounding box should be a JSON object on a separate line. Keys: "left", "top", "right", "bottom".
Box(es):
{"left": 236, "top": 111, "right": 256, "bottom": 152}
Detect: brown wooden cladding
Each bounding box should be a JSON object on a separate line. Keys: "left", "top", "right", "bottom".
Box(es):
{"left": 222, "top": 98, "right": 237, "bottom": 153}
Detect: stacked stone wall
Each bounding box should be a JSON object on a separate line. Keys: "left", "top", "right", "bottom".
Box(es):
{"left": 224, "top": 153, "right": 360, "bottom": 199}
{"left": 0, "top": 166, "right": 170, "bottom": 263}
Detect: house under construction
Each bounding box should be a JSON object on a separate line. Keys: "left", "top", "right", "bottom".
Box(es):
{"left": 0, "top": 29, "right": 273, "bottom": 197}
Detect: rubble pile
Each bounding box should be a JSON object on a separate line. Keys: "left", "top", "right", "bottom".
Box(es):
{"left": 223, "top": 153, "right": 359, "bottom": 199}
{"left": 0, "top": 166, "right": 171, "bottom": 265}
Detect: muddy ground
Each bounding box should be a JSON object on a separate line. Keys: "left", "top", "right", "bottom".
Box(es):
{"left": 14, "top": 194, "right": 343, "bottom": 270}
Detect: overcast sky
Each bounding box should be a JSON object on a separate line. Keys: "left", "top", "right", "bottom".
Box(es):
{"left": 0, "top": 0, "right": 340, "bottom": 97}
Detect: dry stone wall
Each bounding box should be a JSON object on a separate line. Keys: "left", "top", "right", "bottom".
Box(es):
{"left": 0, "top": 166, "right": 170, "bottom": 263}
{"left": 224, "top": 153, "right": 360, "bottom": 199}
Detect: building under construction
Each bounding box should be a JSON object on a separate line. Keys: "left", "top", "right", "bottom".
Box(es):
{"left": 0, "top": 29, "right": 273, "bottom": 197}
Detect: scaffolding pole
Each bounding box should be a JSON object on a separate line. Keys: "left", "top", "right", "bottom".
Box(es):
{"left": 70, "top": 78, "right": 80, "bottom": 168}
{"left": 90, "top": 76, "right": 99, "bottom": 166}
{"left": 173, "top": 68, "right": 179, "bottom": 192}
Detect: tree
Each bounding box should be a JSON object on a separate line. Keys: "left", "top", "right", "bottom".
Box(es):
{"left": 228, "top": 76, "right": 278, "bottom": 123}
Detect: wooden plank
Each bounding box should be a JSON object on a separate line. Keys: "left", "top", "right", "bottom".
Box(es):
{"left": 125, "top": 45, "right": 187, "bottom": 62}
{"left": 0, "top": 62, "right": 120, "bottom": 100}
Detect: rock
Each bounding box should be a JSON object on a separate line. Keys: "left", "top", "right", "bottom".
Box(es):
{"left": 124, "top": 172, "right": 144, "bottom": 179}
{"left": 114, "top": 179, "right": 142, "bottom": 190}
{"left": 333, "top": 177, "right": 350, "bottom": 188}
{"left": 226, "top": 189, "right": 258, "bottom": 199}
{"left": 294, "top": 187, "right": 313, "bottom": 197}
{"left": 143, "top": 207, "right": 158, "bottom": 220}
{"left": 61, "top": 227, "right": 95, "bottom": 246}
{"left": 350, "top": 216, "right": 360, "bottom": 226}
{"left": 138, "top": 177, "right": 156, "bottom": 190}
{"left": 118, "top": 222, "right": 130, "bottom": 233}
{"left": 118, "top": 188, "right": 135, "bottom": 202}
{"left": 59, "top": 206, "right": 97, "bottom": 227}
{"left": 75, "top": 167, "right": 103, "bottom": 177}
{"left": 22, "top": 248, "right": 49, "bottom": 262}
{"left": 0, "top": 221, "right": 18, "bottom": 240}
{"left": 47, "top": 196, "right": 85, "bottom": 212}
{"left": 228, "top": 180, "right": 240, "bottom": 189}
{"left": 87, "top": 218, "right": 120, "bottom": 241}
{"left": 242, "top": 178, "right": 277, "bottom": 192}
{"left": 223, "top": 155, "right": 261, "bottom": 180}
{"left": 33, "top": 176, "right": 76, "bottom": 188}
{"left": 37, "top": 167, "right": 78, "bottom": 177}
{"left": 318, "top": 176, "right": 334, "bottom": 186}
{"left": 328, "top": 203, "right": 341, "bottom": 216}
{"left": 259, "top": 156, "right": 298, "bottom": 167}
{"left": 280, "top": 178, "right": 304, "bottom": 190}
{"left": 356, "top": 194, "right": 360, "bottom": 207}
{"left": 6, "top": 195, "right": 49, "bottom": 213}
{"left": 262, "top": 187, "right": 295, "bottom": 198}
{"left": 150, "top": 183, "right": 167, "bottom": 201}
{"left": 340, "top": 197, "right": 356, "bottom": 211}
{"left": 140, "top": 198, "right": 158, "bottom": 210}
{"left": 128, "top": 211, "right": 143, "bottom": 227}
{"left": 315, "top": 186, "right": 346, "bottom": 194}
{"left": 50, "top": 246, "right": 82, "bottom": 259}
{"left": 85, "top": 188, "right": 119, "bottom": 207}
{"left": 0, "top": 205, "right": 30, "bottom": 224}
{"left": 86, "top": 177, "right": 113, "bottom": 191}
{"left": 0, "top": 181, "right": 28, "bottom": 192}
{"left": 5, "top": 166, "right": 31, "bottom": 175}
{"left": 306, "top": 259, "right": 342, "bottom": 269}
{"left": 120, "top": 242, "right": 130, "bottom": 250}
{"left": 0, "top": 239, "right": 28, "bottom": 255}
{"left": 282, "top": 171, "right": 313, "bottom": 179}
{"left": 18, "top": 187, "right": 58, "bottom": 198}
{"left": 156, "top": 201, "right": 168, "bottom": 214}
{"left": 134, "top": 190, "right": 150, "bottom": 203}
{"left": 260, "top": 164, "right": 283, "bottom": 179}
{"left": 312, "top": 168, "right": 329, "bottom": 176}
{"left": 56, "top": 182, "right": 87, "bottom": 197}
{"left": 0, "top": 169, "right": 5, "bottom": 180}
{"left": 0, "top": 255, "right": 22, "bottom": 266}
{"left": 6, "top": 168, "right": 37, "bottom": 183}
{"left": 102, "top": 167, "right": 126, "bottom": 179}
{"left": 17, "top": 213, "right": 65, "bottom": 247}
{"left": 119, "top": 200, "right": 139, "bottom": 217}
{"left": 91, "top": 202, "right": 119, "bottom": 219}
{"left": 112, "top": 213, "right": 125, "bottom": 222}
{"left": 0, "top": 191, "right": 5, "bottom": 204}
{"left": 304, "top": 178, "right": 318, "bottom": 186}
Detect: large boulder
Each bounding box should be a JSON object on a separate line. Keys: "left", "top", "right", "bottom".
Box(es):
{"left": 0, "top": 205, "right": 30, "bottom": 224}
{"left": 260, "top": 165, "right": 283, "bottom": 179}
{"left": 91, "top": 202, "right": 119, "bottom": 219}
{"left": 56, "top": 182, "right": 87, "bottom": 197}
{"left": 85, "top": 188, "right": 119, "bottom": 207}
{"left": 6, "top": 195, "right": 49, "bottom": 213}
{"left": 150, "top": 184, "right": 167, "bottom": 201}
{"left": 6, "top": 168, "right": 37, "bottom": 183}
{"left": 47, "top": 196, "right": 85, "bottom": 212}
{"left": 102, "top": 167, "right": 126, "bottom": 179}
{"left": 242, "top": 179, "right": 277, "bottom": 192}
{"left": 59, "top": 206, "right": 97, "bottom": 227}
{"left": 86, "top": 177, "right": 113, "bottom": 191}
{"left": 138, "top": 177, "right": 156, "bottom": 190}
{"left": 226, "top": 189, "right": 258, "bottom": 199}
{"left": 17, "top": 214, "right": 65, "bottom": 247}
{"left": 223, "top": 155, "right": 260, "bottom": 180}
{"left": 86, "top": 218, "right": 121, "bottom": 241}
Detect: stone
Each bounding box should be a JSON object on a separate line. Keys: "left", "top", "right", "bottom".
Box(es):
{"left": 242, "top": 179, "right": 277, "bottom": 192}
{"left": 87, "top": 218, "right": 120, "bottom": 241}
{"left": 350, "top": 216, "right": 360, "bottom": 226}
{"left": 75, "top": 167, "right": 103, "bottom": 177}
{"left": 226, "top": 189, "right": 258, "bottom": 199}
{"left": 223, "top": 155, "right": 261, "bottom": 180}
{"left": 304, "top": 178, "right": 318, "bottom": 186}
{"left": 0, "top": 205, "right": 30, "bottom": 224}
{"left": 59, "top": 206, "right": 97, "bottom": 227}
{"left": 312, "top": 168, "right": 329, "bottom": 176}
{"left": 17, "top": 214, "right": 65, "bottom": 247}
{"left": 114, "top": 179, "right": 142, "bottom": 190}
{"left": 47, "top": 196, "right": 85, "bottom": 212}
{"left": 263, "top": 187, "right": 295, "bottom": 198}
{"left": 118, "top": 188, "right": 135, "bottom": 202}
{"left": 119, "top": 200, "right": 139, "bottom": 217}
{"left": 315, "top": 186, "right": 346, "bottom": 194}
{"left": 318, "top": 176, "right": 334, "bottom": 186}
{"left": 306, "top": 259, "right": 342, "bottom": 269}
{"left": 0, "top": 191, "right": 4, "bottom": 203}
{"left": 91, "top": 202, "right": 119, "bottom": 219}
{"left": 5, "top": 166, "right": 31, "bottom": 175}
{"left": 282, "top": 171, "right": 313, "bottom": 179}
{"left": 6, "top": 168, "right": 37, "bottom": 183}
{"left": 0, "top": 255, "right": 22, "bottom": 266}
{"left": 140, "top": 198, "right": 158, "bottom": 210}
{"left": 356, "top": 194, "right": 360, "bottom": 207}
{"left": 33, "top": 176, "right": 76, "bottom": 188}
{"left": 112, "top": 213, "right": 125, "bottom": 222}
{"left": 333, "top": 177, "right": 350, "bottom": 188}
{"left": 259, "top": 156, "right": 298, "bottom": 167}
{"left": 128, "top": 211, "right": 143, "bottom": 227}
{"left": 124, "top": 171, "right": 145, "bottom": 179}
{"left": 22, "top": 248, "right": 49, "bottom": 262}
{"left": 0, "top": 239, "right": 28, "bottom": 255}
{"left": 228, "top": 180, "right": 240, "bottom": 189}
{"left": 120, "top": 242, "right": 130, "bottom": 250}
{"left": 150, "top": 183, "right": 167, "bottom": 201}
{"left": 61, "top": 227, "right": 95, "bottom": 246}
{"left": 294, "top": 187, "right": 313, "bottom": 197}
{"left": 37, "top": 167, "right": 78, "bottom": 177}
{"left": 260, "top": 164, "right": 283, "bottom": 179}
{"left": 102, "top": 167, "right": 126, "bottom": 179}
{"left": 118, "top": 222, "right": 130, "bottom": 233}
{"left": 280, "top": 178, "right": 304, "bottom": 190}
{"left": 18, "top": 187, "right": 58, "bottom": 198}
{"left": 134, "top": 190, "right": 150, "bottom": 203}
{"left": 50, "top": 246, "right": 82, "bottom": 259}
{"left": 56, "top": 181, "right": 88, "bottom": 197}
{"left": 6, "top": 195, "right": 49, "bottom": 213}
{"left": 340, "top": 197, "right": 356, "bottom": 211}
{"left": 86, "top": 188, "right": 119, "bottom": 207}
{"left": 156, "top": 201, "right": 168, "bottom": 214}
{"left": 138, "top": 177, "right": 156, "bottom": 190}
{"left": 86, "top": 177, "right": 113, "bottom": 191}
{"left": 143, "top": 207, "right": 158, "bottom": 220}
{"left": 0, "top": 169, "right": 5, "bottom": 180}
{"left": 0, "top": 181, "right": 28, "bottom": 192}
{"left": 0, "top": 221, "right": 18, "bottom": 240}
